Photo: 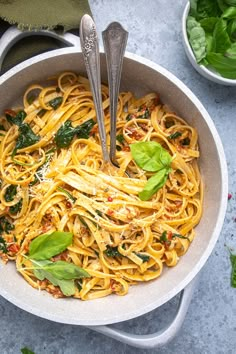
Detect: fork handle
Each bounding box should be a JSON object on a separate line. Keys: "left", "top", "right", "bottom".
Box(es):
{"left": 80, "top": 15, "right": 110, "bottom": 163}
{"left": 102, "top": 22, "right": 128, "bottom": 164}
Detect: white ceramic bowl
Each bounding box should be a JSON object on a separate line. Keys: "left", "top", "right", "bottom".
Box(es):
{"left": 182, "top": 2, "right": 236, "bottom": 86}
{"left": 0, "top": 48, "right": 228, "bottom": 326}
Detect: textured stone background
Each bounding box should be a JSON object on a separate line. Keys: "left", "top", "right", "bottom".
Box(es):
{"left": 0, "top": 1, "right": 236, "bottom": 353}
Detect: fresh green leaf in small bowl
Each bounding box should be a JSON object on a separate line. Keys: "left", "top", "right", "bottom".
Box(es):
{"left": 183, "top": 0, "right": 236, "bottom": 83}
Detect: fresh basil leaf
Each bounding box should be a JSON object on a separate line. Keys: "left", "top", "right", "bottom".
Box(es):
{"left": 225, "top": 0, "right": 236, "bottom": 6}
{"left": 206, "top": 52, "right": 236, "bottom": 78}
{"left": 0, "top": 124, "right": 5, "bottom": 131}
{"left": 228, "top": 19, "right": 236, "bottom": 41}
{"left": 212, "top": 19, "right": 231, "bottom": 53}
{"left": 190, "top": 0, "right": 198, "bottom": 17}
{"left": 217, "top": 0, "right": 229, "bottom": 12}
{"left": 205, "top": 33, "right": 214, "bottom": 52}
{"left": 4, "top": 185, "right": 17, "bottom": 202}
{"left": 130, "top": 141, "right": 172, "bottom": 172}
{"left": 38, "top": 260, "right": 90, "bottom": 280}
{"left": 200, "top": 17, "right": 218, "bottom": 32}
{"left": 21, "top": 347, "right": 35, "bottom": 354}
{"left": 49, "top": 97, "right": 63, "bottom": 110}
{"left": 230, "top": 253, "right": 236, "bottom": 287}
{"left": 6, "top": 110, "right": 26, "bottom": 126}
{"left": 222, "top": 6, "right": 236, "bottom": 18}
{"left": 225, "top": 42, "right": 236, "bottom": 56}
{"left": 197, "top": 0, "right": 221, "bottom": 19}
{"left": 33, "top": 261, "right": 76, "bottom": 296}
{"left": 187, "top": 16, "right": 207, "bottom": 63}
{"left": 139, "top": 168, "right": 170, "bottom": 201}
{"left": 29, "top": 231, "right": 73, "bottom": 260}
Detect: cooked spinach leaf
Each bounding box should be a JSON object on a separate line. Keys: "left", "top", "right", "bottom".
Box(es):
{"left": 49, "top": 97, "right": 63, "bottom": 110}
{"left": 168, "top": 131, "right": 182, "bottom": 140}
{"left": 104, "top": 246, "right": 122, "bottom": 257}
{"left": 5, "top": 110, "right": 26, "bottom": 126}
{"left": 0, "top": 216, "right": 14, "bottom": 234}
{"left": 12, "top": 123, "right": 40, "bottom": 157}
{"left": 135, "top": 253, "right": 150, "bottom": 262}
{"left": 0, "top": 236, "right": 7, "bottom": 253}
{"left": 116, "top": 134, "right": 125, "bottom": 145}
{"left": 4, "top": 185, "right": 17, "bottom": 202}
{"left": 9, "top": 198, "right": 23, "bottom": 214}
{"left": 55, "top": 119, "right": 95, "bottom": 148}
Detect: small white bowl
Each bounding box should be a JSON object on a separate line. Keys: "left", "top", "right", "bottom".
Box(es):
{"left": 182, "top": 2, "right": 236, "bottom": 86}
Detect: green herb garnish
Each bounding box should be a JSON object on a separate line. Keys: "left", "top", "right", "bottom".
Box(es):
{"left": 130, "top": 141, "right": 172, "bottom": 201}
{"left": 25, "top": 231, "right": 90, "bottom": 296}
{"left": 29, "top": 231, "right": 73, "bottom": 261}
{"left": 57, "top": 186, "right": 76, "bottom": 202}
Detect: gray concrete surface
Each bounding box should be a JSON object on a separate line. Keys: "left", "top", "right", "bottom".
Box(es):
{"left": 0, "top": 1, "right": 236, "bottom": 353}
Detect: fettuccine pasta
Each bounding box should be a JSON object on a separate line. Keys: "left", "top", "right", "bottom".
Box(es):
{"left": 0, "top": 72, "right": 203, "bottom": 300}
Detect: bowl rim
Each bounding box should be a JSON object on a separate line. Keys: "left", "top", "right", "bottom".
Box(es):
{"left": 0, "top": 47, "right": 229, "bottom": 325}
{"left": 182, "top": 1, "right": 236, "bottom": 86}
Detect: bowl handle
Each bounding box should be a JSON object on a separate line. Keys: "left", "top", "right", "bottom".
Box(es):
{"left": 0, "top": 26, "right": 81, "bottom": 70}
{"left": 87, "top": 275, "right": 199, "bottom": 349}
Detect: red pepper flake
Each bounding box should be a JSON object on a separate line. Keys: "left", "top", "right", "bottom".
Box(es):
{"left": 4, "top": 109, "right": 16, "bottom": 117}
{"left": 107, "top": 209, "right": 114, "bottom": 216}
{"left": 7, "top": 243, "right": 20, "bottom": 254}
{"left": 167, "top": 231, "right": 173, "bottom": 240}
{"left": 107, "top": 196, "right": 113, "bottom": 202}
{"left": 228, "top": 193, "right": 232, "bottom": 200}
{"left": 66, "top": 201, "right": 72, "bottom": 208}
{"left": 122, "top": 146, "right": 130, "bottom": 152}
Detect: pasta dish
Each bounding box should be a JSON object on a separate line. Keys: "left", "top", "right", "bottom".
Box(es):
{"left": 0, "top": 72, "right": 203, "bottom": 300}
